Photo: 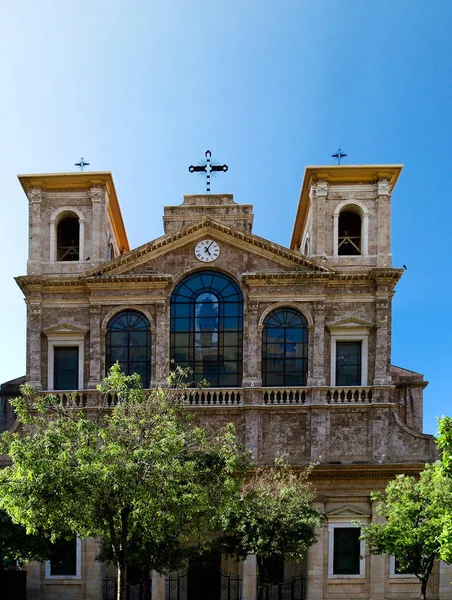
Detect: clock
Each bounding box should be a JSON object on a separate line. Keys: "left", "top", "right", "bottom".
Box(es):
{"left": 194, "top": 239, "right": 221, "bottom": 262}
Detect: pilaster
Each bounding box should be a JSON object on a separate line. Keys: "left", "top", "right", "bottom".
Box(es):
{"left": 374, "top": 297, "right": 392, "bottom": 385}
{"left": 369, "top": 500, "right": 385, "bottom": 599}
{"left": 309, "top": 301, "right": 326, "bottom": 386}
{"left": 27, "top": 187, "right": 43, "bottom": 275}
{"left": 243, "top": 301, "right": 261, "bottom": 387}
{"left": 242, "top": 554, "right": 257, "bottom": 600}
{"left": 90, "top": 186, "right": 106, "bottom": 264}
{"left": 154, "top": 302, "right": 169, "bottom": 384}
{"left": 306, "top": 501, "right": 325, "bottom": 600}
{"left": 311, "top": 181, "right": 328, "bottom": 258}
{"left": 376, "top": 179, "right": 392, "bottom": 267}
{"left": 151, "top": 571, "right": 166, "bottom": 600}
{"left": 88, "top": 304, "right": 102, "bottom": 388}
{"left": 26, "top": 300, "right": 42, "bottom": 389}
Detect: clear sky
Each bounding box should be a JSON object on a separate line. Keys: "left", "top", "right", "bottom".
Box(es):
{"left": 1, "top": 0, "right": 451, "bottom": 435}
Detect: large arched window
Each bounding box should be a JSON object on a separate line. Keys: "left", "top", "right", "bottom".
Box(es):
{"left": 170, "top": 271, "right": 243, "bottom": 387}
{"left": 57, "top": 214, "right": 80, "bottom": 261}
{"left": 338, "top": 209, "right": 362, "bottom": 256}
{"left": 262, "top": 308, "right": 308, "bottom": 386}
{"left": 106, "top": 310, "right": 151, "bottom": 385}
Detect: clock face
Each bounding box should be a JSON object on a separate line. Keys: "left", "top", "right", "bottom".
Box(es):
{"left": 194, "top": 239, "right": 221, "bottom": 262}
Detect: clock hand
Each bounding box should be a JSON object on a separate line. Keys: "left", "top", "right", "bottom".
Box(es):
{"left": 204, "top": 245, "right": 212, "bottom": 256}
{"left": 206, "top": 241, "right": 214, "bottom": 251}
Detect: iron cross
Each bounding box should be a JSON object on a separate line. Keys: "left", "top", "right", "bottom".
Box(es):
{"left": 331, "top": 148, "right": 347, "bottom": 165}
{"left": 75, "top": 157, "right": 90, "bottom": 172}
{"left": 189, "top": 150, "right": 228, "bottom": 193}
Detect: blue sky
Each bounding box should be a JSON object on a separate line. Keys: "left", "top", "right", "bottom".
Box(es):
{"left": 1, "top": 0, "right": 451, "bottom": 434}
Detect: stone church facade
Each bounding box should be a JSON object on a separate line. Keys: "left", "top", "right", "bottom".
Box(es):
{"left": 8, "top": 164, "right": 449, "bottom": 599}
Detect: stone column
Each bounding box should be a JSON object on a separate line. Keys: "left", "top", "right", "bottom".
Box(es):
{"left": 151, "top": 571, "right": 166, "bottom": 600}
{"left": 88, "top": 304, "right": 102, "bottom": 388}
{"left": 311, "top": 181, "right": 328, "bottom": 258}
{"left": 242, "top": 301, "right": 261, "bottom": 387}
{"left": 27, "top": 187, "right": 43, "bottom": 275}
{"left": 242, "top": 554, "right": 257, "bottom": 600}
{"left": 309, "top": 301, "right": 326, "bottom": 387}
{"left": 376, "top": 179, "right": 392, "bottom": 267}
{"left": 154, "top": 302, "right": 169, "bottom": 384}
{"left": 374, "top": 297, "right": 392, "bottom": 385}
{"left": 90, "top": 186, "right": 106, "bottom": 264}
{"left": 26, "top": 301, "right": 42, "bottom": 389}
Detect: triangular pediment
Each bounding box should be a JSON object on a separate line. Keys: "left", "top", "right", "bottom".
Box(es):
{"left": 326, "top": 505, "right": 371, "bottom": 518}
{"left": 84, "top": 217, "right": 333, "bottom": 278}
{"left": 43, "top": 323, "right": 88, "bottom": 336}
{"left": 327, "top": 315, "right": 375, "bottom": 331}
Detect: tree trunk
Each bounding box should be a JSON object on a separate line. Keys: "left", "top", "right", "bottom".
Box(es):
{"left": 117, "top": 561, "right": 128, "bottom": 600}
{"left": 420, "top": 578, "right": 427, "bottom": 600}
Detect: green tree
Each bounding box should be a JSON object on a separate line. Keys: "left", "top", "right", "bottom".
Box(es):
{"left": 0, "top": 366, "right": 249, "bottom": 600}
{"left": 361, "top": 463, "right": 452, "bottom": 600}
{"left": 217, "top": 460, "right": 324, "bottom": 600}
{"left": 436, "top": 416, "right": 452, "bottom": 564}
{"left": 0, "top": 509, "right": 52, "bottom": 570}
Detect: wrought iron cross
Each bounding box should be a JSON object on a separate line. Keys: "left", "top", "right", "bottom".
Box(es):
{"left": 331, "top": 148, "right": 347, "bottom": 165}
{"left": 75, "top": 157, "right": 90, "bottom": 172}
{"left": 189, "top": 150, "right": 228, "bottom": 193}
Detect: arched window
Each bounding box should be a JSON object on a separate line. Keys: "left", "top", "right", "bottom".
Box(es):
{"left": 262, "top": 308, "right": 308, "bottom": 386}
{"left": 57, "top": 214, "right": 80, "bottom": 261}
{"left": 106, "top": 310, "right": 151, "bottom": 385}
{"left": 338, "top": 210, "right": 362, "bottom": 256}
{"left": 170, "top": 271, "right": 243, "bottom": 387}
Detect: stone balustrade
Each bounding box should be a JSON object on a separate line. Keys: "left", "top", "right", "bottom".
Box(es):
{"left": 37, "top": 385, "right": 394, "bottom": 409}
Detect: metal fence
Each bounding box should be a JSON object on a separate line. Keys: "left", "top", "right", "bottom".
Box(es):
{"left": 103, "top": 576, "right": 151, "bottom": 600}
{"left": 259, "top": 576, "right": 306, "bottom": 600}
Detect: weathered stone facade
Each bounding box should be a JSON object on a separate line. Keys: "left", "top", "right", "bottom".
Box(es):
{"left": 11, "top": 165, "right": 445, "bottom": 599}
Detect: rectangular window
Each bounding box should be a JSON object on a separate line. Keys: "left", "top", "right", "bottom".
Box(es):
{"left": 49, "top": 537, "right": 77, "bottom": 577}
{"left": 394, "top": 556, "right": 416, "bottom": 575}
{"left": 336, "top": 342, "right": 362, "bottom": 386}
{"left": 54, "top": 347, "right": 79, "bottom": 390}
{"left": 333, "top": 527, "right": 361, "bottom": 575}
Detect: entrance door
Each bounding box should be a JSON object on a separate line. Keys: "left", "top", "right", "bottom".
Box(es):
{"left": 187, "top": 552, "right": 221, "bottom": 600}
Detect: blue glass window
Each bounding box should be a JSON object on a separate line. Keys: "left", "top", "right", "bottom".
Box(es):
{"left": 106, "top": 310, "right": 151, "bottom": 385}
{"left": 262, "top": 308, "right": 308, "bottom": 386}
{"left": 170, "top": 271, "right": 243, "bottom": 387}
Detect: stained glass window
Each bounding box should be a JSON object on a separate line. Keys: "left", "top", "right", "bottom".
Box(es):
{"left": 106, "top": 310, "right": 151, "bottom": 385}
{"left": 262, "top": 308, "right": 308, "bottom": 386}
{"left": 170, "top": 271, "right": 243, "bottom": 387}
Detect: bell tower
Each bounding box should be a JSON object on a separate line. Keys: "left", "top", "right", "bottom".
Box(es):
{"left": 290, "top": 165, "right": 403, "bottom": 270}
{"left": 18, "top": 172, "right": 129, "bottom": 277}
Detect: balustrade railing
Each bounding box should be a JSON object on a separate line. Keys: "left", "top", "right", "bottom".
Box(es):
{"left": 326, "top": 387, "right": 373, "bottom": 403}
{"left": 264, "top": 388, "right": 308, "bottom": 405}
{"left": 37, "top": 386, "right": 392, "bottom": 409}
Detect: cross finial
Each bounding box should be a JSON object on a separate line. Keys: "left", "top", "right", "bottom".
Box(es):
{"left": 75, "top": 157, "right": 90, "bottom": 172}
{"left": 189, "top": 150, "right": 228, "bottom": 193}
{"left": 331, "top": 148, "right": 347, "bottom": 165}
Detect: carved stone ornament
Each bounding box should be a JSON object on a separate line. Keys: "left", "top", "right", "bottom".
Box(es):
{"left": 315, "top": 181, "right": 328, "bottom": 197}
{"left": 155, "top": 302, "right": 166, "bottom": 314}
{"left": 28, "top": 302, "right": 42, "bottom": 315}
{"left": 376, "top": 298, "right": 390, "bottom": 311}
{"left": 90, "top": 187, "right": 105, "bottom": 204}
{"left": 313, "top": 301, "right": 325, "bottom": 313}
{"left": 27, "top": 188, "right": 42, "bottom": 204}
{"left": 248, "top": 301, "right": 259, "bottom": 312}
{"left": 377, "top": 180, "right": 392, "bottom": 196}
{"left": 89, "top": 304, "right": 102, "bottom": 315}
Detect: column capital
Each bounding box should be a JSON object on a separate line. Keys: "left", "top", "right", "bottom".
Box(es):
{"left": 27, "top": 187, "right": 43, "bottom": 204}
{"left": 312, "top": 180, "right": 328, "bottom": 197}
{"left": 377, "top": 179, "right": 391, "bottom": 196}
{"left": 27, "top": 302, "right": 42, "bottom": 316}
{"left": 90, "top": 186, "right": 105, "bottom": 204}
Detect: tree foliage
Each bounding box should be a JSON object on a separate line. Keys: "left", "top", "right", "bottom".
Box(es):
{"left": 217, "top": 460, "right": 324, "bottom": 600}
{"left": 0, "top": 366, "right": 249, "bottom": 600}
{"left": 361, "top": 463, "right": 452, "bottom": 600}
{"left": 0, "top": 509, "right": 52, "bottom": 570}
{"left": 436, "top": 416, "right": 452, "bottom": 564}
